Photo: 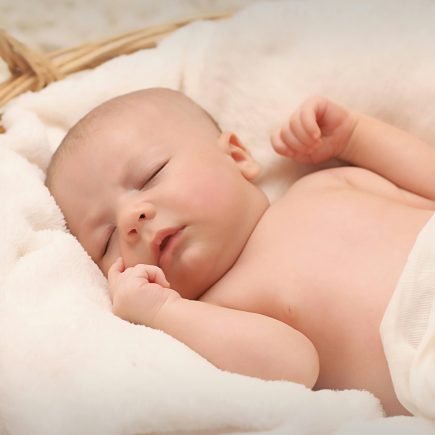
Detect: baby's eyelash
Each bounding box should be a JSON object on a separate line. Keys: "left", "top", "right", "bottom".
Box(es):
{"left": 142, "top": 161, "right": 168, "bottom": 187}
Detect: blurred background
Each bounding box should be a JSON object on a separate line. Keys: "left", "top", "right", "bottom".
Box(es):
{"left": 0, "top": 0, "right": 262, "bottom": 81}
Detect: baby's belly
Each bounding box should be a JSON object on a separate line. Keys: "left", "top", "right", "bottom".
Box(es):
{"left": 243, "top": 189, "right": 433, "bottom": 415}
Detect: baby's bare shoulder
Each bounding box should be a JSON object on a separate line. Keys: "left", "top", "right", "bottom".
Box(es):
{"left": 284, "top": 165, "right": 430, "bottom": 211}
{"left": 286, "top": 166, "right": 357, "bottom": 196}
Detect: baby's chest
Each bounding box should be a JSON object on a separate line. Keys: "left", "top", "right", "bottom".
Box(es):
{"left": 225, "top": 193, "right": 405, "bottom": 326}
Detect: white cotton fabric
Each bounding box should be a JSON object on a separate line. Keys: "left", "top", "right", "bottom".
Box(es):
{"left": 381, "top": 214, "right": 435, "bottom": 421}
{"left": 2, "top": 0, "right": 435, "bottom": 433}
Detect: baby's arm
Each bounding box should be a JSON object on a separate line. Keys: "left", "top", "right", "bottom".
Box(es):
{"left": 108, "top": 259, "right": 319, "bottom": 387}
{"left": 272, "top": 96, "right": 435, "bottom": 201}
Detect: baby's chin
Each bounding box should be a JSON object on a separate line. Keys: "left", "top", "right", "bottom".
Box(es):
{"left": 168, "top": 257, "right": 229, "bottom": 300}
{"left": 168, "top": 272, "right": 217, "bottom": 300}
{"left": 164, "top": 233, "right": 244, "bottom": 299}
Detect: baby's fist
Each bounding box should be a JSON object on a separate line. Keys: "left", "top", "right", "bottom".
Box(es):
{"left": 108, "top": 258, "right": 180, "bottom": 327}
{"left": 271, "top": 96, "right": 357, "bottom": 164}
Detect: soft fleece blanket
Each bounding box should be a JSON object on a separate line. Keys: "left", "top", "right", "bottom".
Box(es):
{"left": 2, "top": 1, "right": 435, "bottom": 434}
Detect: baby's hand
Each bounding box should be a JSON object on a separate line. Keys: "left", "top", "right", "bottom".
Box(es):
{"left": 271, "top": 96, "right": 357, "bottom": 164}
{"left": 108, "top": 258, "right": 181, "bottom": 327}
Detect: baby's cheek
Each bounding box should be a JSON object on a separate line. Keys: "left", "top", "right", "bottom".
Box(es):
{"left": 188, "top": 178, "right": 234, "bottom": 211}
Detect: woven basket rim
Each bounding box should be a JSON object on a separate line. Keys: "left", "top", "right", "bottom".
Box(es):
{"left": 0, "top": 12, "right": 230, "bottom": 132}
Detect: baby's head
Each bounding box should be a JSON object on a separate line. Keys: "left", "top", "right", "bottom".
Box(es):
{"left": 46, "top": 88, "right": 269, "bottom": 299}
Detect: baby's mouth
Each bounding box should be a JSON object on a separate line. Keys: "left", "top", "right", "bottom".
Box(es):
{"left": 152, "top": 226, "right": 185, "bottom": 264}
{"left": 160, "top": 235, "right": 172, "bottom": 252}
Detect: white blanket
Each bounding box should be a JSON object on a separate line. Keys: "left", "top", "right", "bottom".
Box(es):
{"left": 2, "top": 1, "right": 435, "bottom": 433}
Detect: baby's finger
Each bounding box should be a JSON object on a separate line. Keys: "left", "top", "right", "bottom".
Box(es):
{"left": 290, "top": 112, "right": 317, "bottom": 148}
{"left": 300, "top": 101, "right": 322, "bottom": 140}
{"left": 107, "top": 258, "right": 125, "bottom": 302}
{"left": 280, "top": 123, "right": 305, "bottom": 154}
{"left": 144, "top": 265, "right": 171, "bottom": 288}
{"left": 271, "top": 128, "right": 294, "bottom": 157}
{"left": 108, "top": 257, "right": 124, "bottom": 280}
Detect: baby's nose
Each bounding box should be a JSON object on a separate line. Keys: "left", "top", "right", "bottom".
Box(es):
{"left": 118, "top": 200, "right": 156, "bottom": 240}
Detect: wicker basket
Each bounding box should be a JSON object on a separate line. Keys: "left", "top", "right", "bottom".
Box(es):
{"left": 0, "top": 13, "right": 228, "bottom": 133}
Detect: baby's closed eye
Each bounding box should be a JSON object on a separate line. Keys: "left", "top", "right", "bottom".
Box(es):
{"left": 140, "top": 160, "right": 169, "bottom": 189}
{"left": 103, "top": 227, "right": 116, "bottom": 258}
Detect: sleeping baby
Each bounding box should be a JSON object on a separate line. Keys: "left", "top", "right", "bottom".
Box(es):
{"left": 46, "top": 88, "right": 435, "bottom": 420}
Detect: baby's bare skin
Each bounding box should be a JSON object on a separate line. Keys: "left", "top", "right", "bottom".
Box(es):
{"left": 47, "top": 89, "right": 435, "bottom": 417}
{"left": 202, "top": 167, "right": 434, "bottom": 416}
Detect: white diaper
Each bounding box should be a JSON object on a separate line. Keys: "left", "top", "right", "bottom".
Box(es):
{"left": 380, "top": 213, "right": 435, "bottom": 420}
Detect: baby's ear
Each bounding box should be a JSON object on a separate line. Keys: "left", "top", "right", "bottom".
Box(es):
{"left": 217, "top": 132, "right": 260, "bottom": 181}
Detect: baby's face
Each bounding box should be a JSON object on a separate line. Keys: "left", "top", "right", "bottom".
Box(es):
{"left": 51, "top": 98, "right": 268, "bottom": 299}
